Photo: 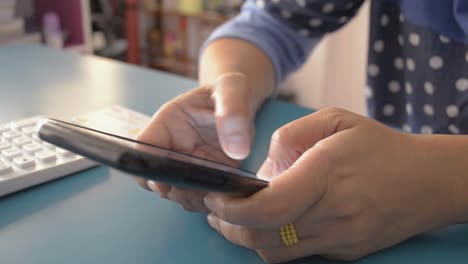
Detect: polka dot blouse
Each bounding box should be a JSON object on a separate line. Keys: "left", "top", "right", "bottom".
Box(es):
{"left": 205, "top": 0, "right": 468, "bottom": 135}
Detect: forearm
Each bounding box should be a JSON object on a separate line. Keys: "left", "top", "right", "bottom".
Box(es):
{"left": 413, "top": 134, "right": 468, "bottom": 225}
{"left": 199, "top": 38, "right": 275, "bottom": 111}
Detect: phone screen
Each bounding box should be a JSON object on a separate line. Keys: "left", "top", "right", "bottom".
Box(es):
{"left": 36, "top": 118, "right": 268, "bottom": 195}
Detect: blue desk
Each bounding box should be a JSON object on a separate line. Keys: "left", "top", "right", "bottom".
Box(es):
{"left": 0, "top": 45, "right": 467, "bottom": 263}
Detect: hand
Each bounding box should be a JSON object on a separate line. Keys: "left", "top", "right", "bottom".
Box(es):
{"left": 134, "top": 73, "right": 259, "bottom": 212}
{"left": 204, "top": 108, "right": 459, "bottom": 263}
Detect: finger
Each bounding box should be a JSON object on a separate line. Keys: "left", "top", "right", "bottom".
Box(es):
{"left": 207, "top": 213, "right": 282, "bottom": 249}
{"left": 133, "top": 103, "right": 175, "bottom": 192}
{"left": 205, "top": 146, "right": 329, "bottom": 228}
{"left": 258, "top": 107, "right": 356, "bottom": 179}
{"left": 206, "top": 213, "right": 329, "bottom": 250}
{"left": 205, "top": 108, "right": 358, "bottom": 228}
{"left": 211, "top": 73, "right": 256, "bottom": 160}
{"left": 167, "top": 186, "right": 210, "bottom": 213}
{"left": 147, "top": 180, "right": 171, "bottom": 198}
{"left": 256, "top": 236, "right": 334, "bottom": 264}
{"left": 133, "top": 176, "right": 152, "bottom": 191}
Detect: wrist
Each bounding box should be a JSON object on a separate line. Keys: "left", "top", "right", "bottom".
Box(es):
{"left": 412, "top": 134, "right": 468, "bottom": 225}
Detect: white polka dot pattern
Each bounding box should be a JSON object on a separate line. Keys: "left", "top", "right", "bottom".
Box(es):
{"left": 296, "top": 0, "right": 306, "bottom": 8}
{"left": 405, "top": 82, "right": 413, "bottom": 94}
{"left": 424, "top": 82, "right": 434, "bottom": 95}
{"left": 456, "top": 78, "right": 468, "bottom": 92}
{"left": 398, "top": 34, "right": 404, "bottom": 46}
{"left": 446, "top": 105, "right": 459, "bottom": 118}
{"left": 394, "top": 57, "right": 404, "bottom": 70}
{"left": 406, "top": 103, "right": 413, "bottom": 115}
{"left": 383, "top": 104, "right": 395, "bottom": 116}
{"left": 322, "top": 3, "right": 334, "bottom": 13}
{"left": 259, "top": 0, "right": 468, "bottom": 135}
{"left": 429, "top": 56, "right": 444, "bottom": 70}
{"left": 406, "top": 58, "right": 416, "bottom": 71}
{"left": 281, "top": 10, "right": 292, "bottom": 18}
{"left": 365, "top": 0, "right": 468, "bottom": 135}
{"left": 309, "top": 18, "right": 322, "bottom": 27}
{"left": 388, "top": 81, "right": 400, "bottom": 93}
{"left": 380, "top": 14, "right": 389, "bottom": 26}
{"left": 423, "top": 104, "right": 434, "bottom": 116}
{"left": 256, "top": 0, "right": 265, "bottom": 9}
{"left": 368, "top": 64, "right": 380, "bottom": 76}
{"left": 403, "top": 124, "right": 412, "bottom": 132}
{"left": 420, "top": 126, "right": 433, "bottom": 134}
{"left": 408, "top": 33, "right": 420, "bottom": 46}
{"left": 448, "top": 124, "right": 460, "bottom": 134}
{"left": 365, "top": 86, "right": 373, "bottom": 98}
{"left": 439, "top": 35, "right": 450, "bottom": 44}
{"left": 374, "top": 40, "right": 385, "bottom": 52}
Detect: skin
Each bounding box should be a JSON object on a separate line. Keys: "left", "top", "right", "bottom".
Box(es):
{"left": 135, "top": 38, "right": 468, "bottom": 263}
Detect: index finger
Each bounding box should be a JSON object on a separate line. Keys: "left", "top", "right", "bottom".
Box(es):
{"left": 204, "top": 145, "right": 330, "bottom": 228}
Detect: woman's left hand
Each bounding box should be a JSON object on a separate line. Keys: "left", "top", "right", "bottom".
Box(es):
{"left": 204, "top": 108, "right": 463, "bottom": 263}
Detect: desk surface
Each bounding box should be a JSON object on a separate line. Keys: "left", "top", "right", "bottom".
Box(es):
{"left": 0, "top": 45, "right": 467, "bottom": 264}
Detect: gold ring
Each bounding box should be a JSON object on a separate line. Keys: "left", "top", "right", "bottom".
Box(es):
{"left": 280, "top": 223, "right": 299, "bottom": 246}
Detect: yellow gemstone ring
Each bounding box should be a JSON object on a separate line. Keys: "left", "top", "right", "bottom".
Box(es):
{"left": 280, "top": 223, "right": 299, "bottom": 246}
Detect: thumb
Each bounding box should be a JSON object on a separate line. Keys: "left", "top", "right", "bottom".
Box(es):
{"left": 211, "top": 73, "right": 256, "bottom": 160}
{"left": 257, "top": 108, "right": 355, "bottom": 179}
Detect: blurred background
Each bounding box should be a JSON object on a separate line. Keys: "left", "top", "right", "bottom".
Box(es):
{"left": 0, "top": 0, "right": 369, "bottom": 114}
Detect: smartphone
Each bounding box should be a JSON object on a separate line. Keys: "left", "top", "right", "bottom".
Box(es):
{"left": 36, "top": 118, "right": 268, "bottom": 195}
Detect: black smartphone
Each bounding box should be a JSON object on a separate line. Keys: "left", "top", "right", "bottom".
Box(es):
{"left": 36, "top": 118, "right": 268, "bottom": 195}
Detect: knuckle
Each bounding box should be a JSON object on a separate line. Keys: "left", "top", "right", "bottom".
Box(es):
{"left": 336, "top": 250, "right": 367, "bottom": 261}
{"left": 238, "top": 229, "right": 259, "bottom": 249}
{"left": 256, "top": 250, "right": 277, "bottom": 264}
{"left": 271, "top": 126, "right": 293, "bottom": 147}
{"left": 342, "top": 219, "right": 373, "bottom": 249}
{"left": 260, "top": 200, "right": 292, "bottom": 226}
{"left": 181, "top": 204, "right": 197, "bottom": 212}
{"left": 157, "top": 101, "right": 175, "bottom": 116}
{"left": 322, "top": 106, "right": 345, "bottom": 113}
{"left": 320, "top": 107, "right": 349, "bottom": 132}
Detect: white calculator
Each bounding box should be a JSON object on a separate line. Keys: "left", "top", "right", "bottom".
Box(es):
{"left": 0, "top": 105, "right": 151, "bottom": 197}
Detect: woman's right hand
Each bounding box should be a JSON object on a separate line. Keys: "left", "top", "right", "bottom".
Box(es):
{"left": 134, "top": 73, "right": 261, "bottom": 212}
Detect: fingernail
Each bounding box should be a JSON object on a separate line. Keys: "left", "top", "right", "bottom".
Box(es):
{"left": 207, "top": 213, "right": 215, "bottom": 226}
{"left": 225, "top": 136, "right": 250, "bottom": 160}
{"left": 222, "top": 117, "right": 250, "bottom": 159}
{"left": 147, "top": 180, "right": 158, "bottom": 192}
{"left": 257, "top": 158, "right": 274, "bottom": 180}
{"left": 204, "top": 195, "right": 216, "bottom": 212}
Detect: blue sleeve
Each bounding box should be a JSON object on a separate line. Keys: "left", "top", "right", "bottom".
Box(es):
{"left": 202, "top": 0, "right": 365, "bottom": 88}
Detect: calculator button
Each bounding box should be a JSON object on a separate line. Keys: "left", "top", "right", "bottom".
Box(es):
{"left": 0, "top": 163, "right": 12, "bottom": 175}
{"left": 33, "top": 133, "right": 42, "bottom": 142}
{"left": 2, "top": 148, "right": 22, "bottom": 160}
{"left": 22, "top": 126, "right": 36, "bottom": 136}
{"left": 2, "top": 131, "right": 22, "bottom": 141}
{"left": 10, "top": 118, "right": 40, "bottom": 131}
{"left": 35, "top": 150, "right": 57, "bottom": 163}
{"left": 43, "top": 142, "right": 56, "bottom": 151}
{"left": 23, "top": 143, "right": 42, "bottom": 155}
{"left": 0, "top": 125, "right": 10, "bottom": 134}
{"left": 13, "top": 137, "right": 32, "bottom": 147}
{"left": 0, "top": 141, "right": 10, "bottom": 151}
{"left": 57, "top": 148, "right": 75, "bottom": 159}
{"left": 13, "top": 156, "right": 35, "bottom": 169}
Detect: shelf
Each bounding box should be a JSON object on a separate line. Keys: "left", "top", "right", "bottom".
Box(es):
{"left": 140, "top": 7, "right": 230, "bottom": 24}
{"left": 150, "top": 56, "right": 197, "bottom": 78}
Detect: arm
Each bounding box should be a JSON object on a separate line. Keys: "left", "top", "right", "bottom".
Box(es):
{"left": 199, "top": 0, "right": 365, "bottom": 109}
{"left": 414, "top": 134, "right": 468, "bottom": 224}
